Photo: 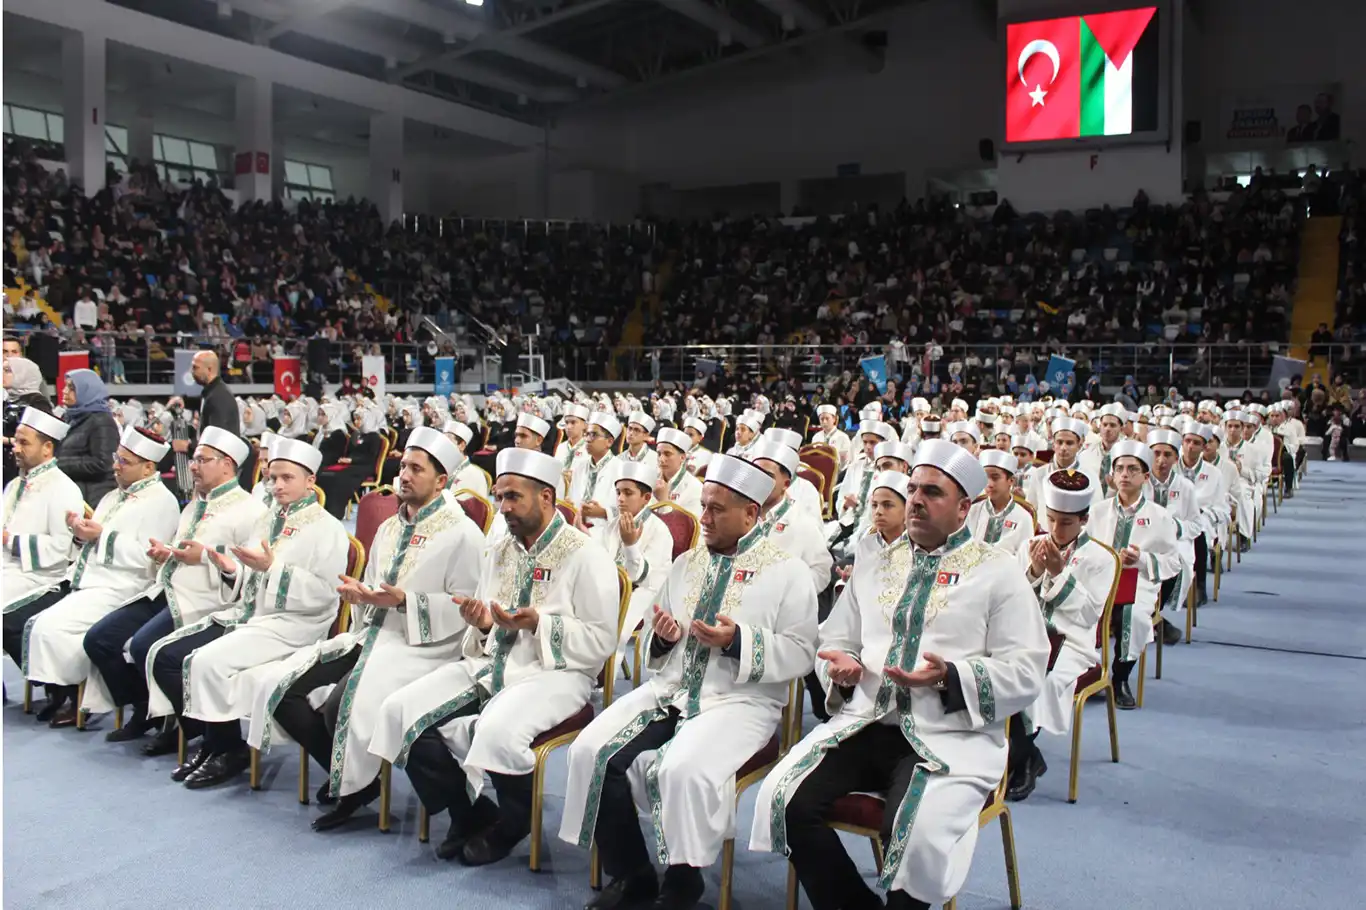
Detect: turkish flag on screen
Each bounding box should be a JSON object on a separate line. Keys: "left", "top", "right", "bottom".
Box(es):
{"left": 57, "top": 351, "right": 90, "bottom": 396}
{"left": 274, "top": 357, "right": 301, "bottom": 400}
{"left": 1005, "top": 16, "right": 1082, "bottom": 143}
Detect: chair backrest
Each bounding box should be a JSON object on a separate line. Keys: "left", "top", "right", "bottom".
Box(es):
{"left": 332, "top": 534, "right": 367, "bottom": 637}
{"left": 798, "top": 448, "right": 838, "bottom": 509}
{"left": 602, "top": 566, "right": 632, "bottom": 708}
{"left": 354, "top": 487, "right": 400, "bottom": 558}
{"left": 369, "top": 434, "right": 391, "bottom": 480}
{"left": 556, "top": 499, "right": 578, "bottom": 525}
{"left": 454, "top": 489, "right": 494, "bottom": 534}
{"left": 649, "top": 502, "right": 700, "bottom": 560}
{"left": 83, "top": 503, "right": 94, "bottom": 519}
{"left": 798, "top": 463, "right": 827, "bottom": 503}
{"left": 1092, "top": 543, "right": 1125, "bottom": 668}
{"left": 1270, "top": 433, "right": 1284, "bottom": 475}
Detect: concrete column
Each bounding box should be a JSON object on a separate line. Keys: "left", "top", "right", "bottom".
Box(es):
{"left": 367, "top": 111, "right": 404, "bottom": 225}
{"left": 61, "top": 31, "right": 106, "bottom": 197}
{"left": 234, "top": 76, "right": 273, "bottom": 203}
{"left": 128, "top": 109, "right": 155, "bottom": 168}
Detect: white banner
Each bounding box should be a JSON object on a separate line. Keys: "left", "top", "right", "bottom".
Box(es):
{"left": 1218, "top": 83, "right": 1343, "bottom": 148}
{"left": 362, "top": 355, "right": 386, "bottom": 399}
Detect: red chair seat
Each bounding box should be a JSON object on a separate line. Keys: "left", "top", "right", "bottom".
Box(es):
{"left": 1047, "top": 630, "right": 1065, "bottom": 670}
{"left": 532, "top": 703, "right": 594, "bottom": 748}
{"left": 1073, "top": 664, "right": 1102, "bottom": 693}
{"left": 828, "top": 793, "right": 886, "bottom": 830}
{"left": 737, "top": 734, "right": 780, "bottom": 780}
{"left": 322, "top": 465, "right": 346, "bottom": 472}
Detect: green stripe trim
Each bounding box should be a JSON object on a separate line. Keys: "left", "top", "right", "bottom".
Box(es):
{"left": 1043, "top": 574, "right": 1076, "bottom": 624}
{"left": 27, "top": 535, "right": 40, "bottom": 569}
{"left": 103, "top": 531, "right": 119, "bottom": 566}
{"left": 415, "top": 592, "right": 432, "bottom": 642}
{"left": 747, "top": 626, "right": 766, "bottom": 683}
{"left": 1079, "top": 19, "right": 1107, "bottom": 137}
{"left": 274, "top": 566, "right": 293, "bottom": 612}
{"left": 547, "top": 614, "right": 567, "bottom": 670}
{"left": 969, "top": 658, "right": 996, "bottom": 724}
{"left": 393, "top": 686, "right": 482, "bottom": 769}
{"left": 574, "top": 708, "right": 664, "bottom": 847}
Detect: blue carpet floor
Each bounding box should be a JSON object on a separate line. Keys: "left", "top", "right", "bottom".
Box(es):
{"left": 5, "top": 462, "right": 1365, "bottom": 910}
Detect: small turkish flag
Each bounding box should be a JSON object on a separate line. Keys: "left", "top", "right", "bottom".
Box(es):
{"left": 274, "top": 357, "right": 301, "bottom": 400}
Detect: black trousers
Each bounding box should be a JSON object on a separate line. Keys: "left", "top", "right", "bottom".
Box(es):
{"left": 148, "top": 623, "right": 244, "bottom": 752}
{"left": 2, "top": 583, "right": 69, "bottom": 669}
{"left": 270, "top": 648, "right": 361, "bottom": 775}
{"left": 1006, "top": 710, "right": 1039, "bottom": 780}
{"left": 595, "top": 708, "right": 681, "bottom": 879}
{"left": 1193, "top": 533, "right": 1209, "bottom": 593}
{"left": 804, "top": 583, "right": 837, "bottom": 723}
{"left": 82, "top": 595, "right": 173, "bottom": 710}
{"left": 1279, "top": 447, "right": 1297, "bottom": 491}
{"left": 404, "top": 702, "right": 485, "bottom": 816}
{"left": 783, "top": 723, "right": 927, "bottom": 910}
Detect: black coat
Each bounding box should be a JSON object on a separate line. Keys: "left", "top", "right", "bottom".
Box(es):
{"left": 197, "top": 377, "right": 240, "bottom": 436}
{"left": 57, "top": 409, "right": 121, "bottom": 506}
{"left": 3, "top": 392, "right": 53, "bottom": 484}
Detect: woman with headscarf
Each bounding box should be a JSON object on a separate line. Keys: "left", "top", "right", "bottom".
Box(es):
{"left": 315, "top": 405, "right": 385, "bottom": 518}
{"left": 3, "top": 356, "right": 53, "bottom": 482}
{"left": 379, "top": 401, "right": 421, "bottom": 486}
{"left": 56, "top": 368, "right": 121, "bottom": 505}
{"left": 278, "top": 399, "right": 309, "bottom": 440}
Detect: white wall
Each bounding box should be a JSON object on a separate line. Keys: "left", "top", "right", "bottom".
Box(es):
{"left": 997, "top": 145, "right": 1184, "bottom": 210}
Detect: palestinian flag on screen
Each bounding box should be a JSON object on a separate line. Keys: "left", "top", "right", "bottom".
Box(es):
{"left": 1005, "top": 7, "right": 1160, "bottom": 143}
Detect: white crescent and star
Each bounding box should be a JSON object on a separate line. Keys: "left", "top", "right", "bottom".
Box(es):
{"left": 1017, "top": 38, "right": 1060, "bottom": 107}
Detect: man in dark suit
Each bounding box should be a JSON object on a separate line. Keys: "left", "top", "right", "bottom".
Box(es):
{"left": 167, "top": 352, "right": 242, "bottom": 495}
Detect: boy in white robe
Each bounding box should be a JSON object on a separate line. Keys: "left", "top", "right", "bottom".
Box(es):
{"left": 761, "top": 426, "right": 824, "bottom": 520}
{"left": 2, "top": 409, "right": 84, "bottom": 719}
{"left": 442, "top": 420, "right": 490, "bottom": 500}
{"left": 651, "top": 428, "right": 703, "bottom": 516}
{"left": 514, "top": 412, "right": 551, "bottom": 452}
{"left": 1145, "top": 429, "right": 1201, "bottom": 643}
{"left": 1222, "top": 412, "right": 1259, "bottom": 550}
{"left": 1024, "top": 418, "right": 1101, "bottom": 530}
{"left": 1087, "top": 441, "right": 1182, "bottom": 709}
{"left": 832, "top": 437, "right": 912, "bottom": 560}
{"left": 251, "top": 432, "right": 279, "bottom": 508}
{"left": 621, "top": 412, "right": 660, "bottom": 471}
{"left": 1176, "top": 422, "right": 1223, "bottom": 604}
{"left": 966, "top": 450, "right": 1036, "bottom": 557}
{"left": 1077, "top": 403, "right": 1127, "bottom": 494}
{"left": 145, "top": 439, "right": 349, "bottom": 789}
{"left": 828, "top": 420, "right": 897, "bottom": 542}
{"left": 569, "top": 412, "right": 624, "bottom": 531}
{"left": 681, "top": 417, "right": 713, "bottom": 475}
{"left": 560, "top": 455, "right": 818, "bottom": 910}
{"left": 555, "top": 404, "right": 591, "bottom": 497}
{"left": 20, "top": 428, "right": 179, "bottom": 727}
{"left": 751, "top": 441, "right": 1048, "bottom": 910}
{"left": 811, "top": 404, "right": 852, "bottom": 466}
{"left": 243, "top": 427, "right": 483, "bottom": 827}
{"left": 370, "top": 447, "right": 617, "bottom": 865}
{"left": 1007, "top": 470, "right": 1118, "bottom": 801}
{"left": 724, "top": 413, "right": 762, "bottom": 458}
{"left": 84, "top": 428, "right": 265, "bottom": 752}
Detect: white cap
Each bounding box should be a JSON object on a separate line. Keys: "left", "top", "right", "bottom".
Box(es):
{"left": 407, "top": 426, "right": 462, "bottom": 475}
{"left": 951, "top": 397, "right": 969, "bottom": 412}
{"left": 737, "top": 413, "right": 763, "bottom": 434}
{"left": 979, "top": 449, "right": 1017, "bottom": 475}
{"left": 873, "top": 440, "right": 914, "bottom": 466}
{"left": 762, "top": 427, "right": 804, "bottom": 451}
{"left": 1009, "top": 434, "right": 1037, "bottom": 453}
{"left": 590, "top": 411, "right": 623, "bottom": 439}
{"left": 872, "top": 470, "right": 911, "bottom": 501}
{"left": 627, "top": 412, "right": 657, "bottom": 434}
{"left": 272, "top": 437, "right": 323, "bottom": 474}
{"left": 517, "top": 413, "right": 551, "bottom": 439}
{"left": 920, "top": 419, "right": 942, "bottom": 433}
{"left": 858, "top": 419, "right": 896, "bottom": 442}
{"left": 1146, "top": 429, "right": 1182, "bottom": 452}
{"left": 259, "top": 431, "right": 280, "bottom": 459}
{"left": 617, "top": 462, "right": 659, "bottom": 490}
{"left": 199, "top": 427, "right": 249, "bottom": 466}
{"left": 683, "top": 417, "right": 707, "bottom": 435}
{"left": 1099, "top": 403, "right": 1128, "bottom": 421}
{"left": 1224, "top": 410, "right": 1248, "bottom": 424}
{"left": 1110, "top": 440, "right": 1153, "bottom": 471}
{"left": 1182, "top": 421, "right": 1214, "bottom": 442}
{"left": 748, "top": 440, "right": 799, "bottom": 478}
{"left": 118, "top": 425, "right": 169, "bottom": 463}
{"left": 1051, "top": 417, "right": 1089, "bottom": 441}
{"left": 495, "top": 446, "right": 562, "bottom": 490}
{"left": 562, "top": 403, "right": 591, "bottom": 422}
{"left": 911, "top": 397, "right": 931, "bottom": 413}
{"left": 945, "top": 421, "right": 982, "bottom": 443}
{"left": 19, "top": 407, "right": 69, "bottom": 442}
{"left": 860, "top": 402, "right": 882, "bottom": 419}
{"left": 704, "top": 454, "right": 775, "bottom": 505}
{"left": 1043, "top": 469, "right": 1095, "bottom": 513}
{"left": 443, "top": 420, "right": 474, "bottom": 445}
{"left": 816, "top": 404, "right": 838, "bottom": 417}
{"left": 656, "top": 427, "right": 693, "bottom": 454}
{"left": 912, "top": 439, "right": 987, "bottom": 500}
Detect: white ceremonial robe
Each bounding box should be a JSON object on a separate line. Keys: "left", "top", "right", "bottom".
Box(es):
{"left": 1018, "top": 533, "right": 1118, "bottom": 734}
{"left": 899, "top": 421, "right": 921, "bottom": 449}
{"left": 658, "top": 465, "right": 704, "bottom": 516}
{"left": 1240, "top": 427, "right": 1275, "bottom": 522}
{"left": 2, "top": 459, "right": 84, "bottom": 613}
{"left": 252, "top": 478, "right": 275, "bottom": 509}
{"left": 560, "top": 528, "right": 818, "bottom": 867}
{"left": 620, "top": 445, "right": 660, "bottom": 474}
{"left": 368, "top": 513, "right": 618, "bottom": 798}
{"left": 1146, "top": 472, "right": 1200, "bottom": 618}
{"left": 447, "top": 458, "right": 490, "bottom": 499}
{"left": 1225, "top": 443, "right": 1258, "bottom": 540}
{"left": 1087, "top": 496, "right": 1181, "bottom": 663}
{"left": 135, "top": 480, "right": 268, "bottom": 717}
{"left": 170, "top": 495, "right": 350, "bottom": 724}
{"left": 569, "top": 453, "right": 623, "bottom": 530}
{"left": 966, "top": 497, "right": 1036, "bottom": 556}
{"left": 750, "top": 526, "right": 1047, "bottom": 906}
{"left": 23, "top": 476, "right": 179, "bottom": 686}
{"left": 789, "top": 475, "right": 825, "bottom": 521}
{"left": 1077, "top": 442, "right": 1119, "bottom": 495}
{"left": 591, "top": 509, "right": 674, "bottom": 659}
{"left": 243, "top": 496, "right": 483, "bottom": 797}
{"left": 1023, "top": 460, "right": 1100, "bottom": 532}
{"left": 812, "top": 428, "right": 852, "bottom": 466}
{"left": 685, "top": 446, "right": 714, "bottom": 475}
{"left": 1211, "top": 453, "right": 1243, "bottom": 548}
{"left": 759, "top": 496, "right": 834, "bottom": 595}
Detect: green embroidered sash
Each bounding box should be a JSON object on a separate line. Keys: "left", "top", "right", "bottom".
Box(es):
{"left": 488, "top": 511, "right": 567, "bottom": 695}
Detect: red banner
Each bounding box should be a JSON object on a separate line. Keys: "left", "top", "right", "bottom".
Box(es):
{"left": 274, "top": 357, "right": 301, "bottom": 400}
{"left": 234, "top": 152, "right": 252, "bottom": 176}
{"left": 57, "top": 351, "right": 90, "bottom": 398}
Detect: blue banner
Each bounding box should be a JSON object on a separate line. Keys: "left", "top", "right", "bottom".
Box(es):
{"left": 860, "top": 354, "right": 888, "bottom": 394}
{"left": 434, "top": 356, "right": 456, "bottom": 397}
{"left": 1044, "top": 355, "right": 1076, "bottom": 396}
{"left": 174, "top": 349, "right": 201, "bottom": 398}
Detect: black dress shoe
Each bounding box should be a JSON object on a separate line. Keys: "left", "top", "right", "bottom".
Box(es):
{"left": 650, "top": 867, "right": 704, "bottom": 910}
{"left": 48, "top": 704, "right": 79, "bottom": 728}
{"left": 1115, "top": 680, "right": 1137, "bottom": 710}
{"left": 316, "top": 783, "right": 337, "bottom": 806}
{"left": 1197, "top": 589, "right": 1209, "bottom": 606}
{"left": 185, "top": 749, "right": 251, "bottom": 789}
{"left": 1006, "top": 751, "right": 1047, "bottom": 802}
{"left": 106, "top": 713, "right": 154, "bottom": 743}
{"left": 459, "top": 821, "right": 530, "bottom": 867}
{"left": 1161, "top": 620, "right": 1182, "bottom": 646}
{"left": 436, "top": 796, "right": 499, "bottom": 861}
{"left": 586, "top": 872, "right": 660, "bottom": 910}
{"left": 172, "top": 747, "right": 213, "bottom": 782}
{"left": 312, "top": 778, "right": 382, "bottom": 832}
{"left": 142, "top": 725, "right": 181, "bottom": 757}
{"left": 36, "top": 693, "right": 69, "bottom": 723}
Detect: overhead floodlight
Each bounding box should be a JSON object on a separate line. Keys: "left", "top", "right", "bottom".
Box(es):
{"left": 465, "top": 0, "right": 485, "bottom": 7}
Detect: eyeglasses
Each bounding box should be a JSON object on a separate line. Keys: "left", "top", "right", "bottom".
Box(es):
{"left": 190, "top": 454, "right": 226, "bottom": 466}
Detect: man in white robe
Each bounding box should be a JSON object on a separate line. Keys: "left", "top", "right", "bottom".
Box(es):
{"left": 1145, "top": 429, "right": 1201, "bottom": 643}
{"left": 1222, "top": 412, "right": 1259, "bottom": 550}
{"left": 443, "top": 420, "right": 490, "bottom": 499}
{"left": 1006, "top": 470, "right": 1117, "bottom": 801}
{"left": 143, "top": 439, "right": 349, "bottom": 788}
{"left": 2, "top": 409, "right": 84, "bottom": 720}
{"left": 1087, "top": 441, "right": 1182, "bottom": 709}
{"left": 83, "top": 427, "right": 265, "bottom": 752}
{"left": 555, "top": 404, "right": 591, "bottom": 497}
{"left": 1240, "top": 406, "right": 1275, "bottom": 526}
{"left": 1176, "top": 422, "right": 1223, "bottom": 604}
{"left": 569, "top": 412, "right": 624, "bottom": 531}
{"left": 725, "top": 413, "right": 761, "bottom": 458}
{"left": 1078, "top": 403, "right": 1127, "bottom": 495}
{"left": 1024, "top": 418, "right": 1101, "bottom": 530}
{"left": 560, "top": 455, "right": 818, "bottom": 910}
{"left": 243, "top": 427, "right": 483, "bottom": 827}
{"left": 827, "top": 420, "right": 896, "bottom": 544}
{"left": 515, "top": 412, "right": 551, "bottom": 452}
{"left": 966, "top": 450, "right": 1036, "bottom": 556}
{"left": 651, "top": 428, "right": 703, "bottom": 516}
{"left": 1268, "top": 404, "right": 1300, "bottom": 496}
{"left": 20, "top": 428, "right": 179, "bottom": 727}
{"left": 761, "top": 427, "right": 824, "bottom": 520}
{"left": 812, "top": 404, "right": 852, "bottom": 466}
{"left": 370, "top": 448, "right": 617, "bottom": 865}
{"left": 751, "top": 441, "right": 1048, "bottom": 910}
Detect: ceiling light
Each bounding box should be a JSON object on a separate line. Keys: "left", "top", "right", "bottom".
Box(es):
{"left": 464, "top": 0, "right": 485, "bottom": 7}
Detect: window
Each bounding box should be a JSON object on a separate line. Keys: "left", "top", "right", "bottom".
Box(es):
{"left": 284, "top": 158, "right": 335, "bottom": 202}
{"left": 8, "top": 105, "right": 50, "bottom": 141}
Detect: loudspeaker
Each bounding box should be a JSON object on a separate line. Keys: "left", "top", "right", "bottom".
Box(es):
{"left": 26, "top": 332, "right": 59, "bottom": 384}
{"left": 307, "top": 338, "right": 332, "bottom": 376}
{"left": 1184, "top": 120, "right": 1202, "bottom": 145}
{"left": 979, "top": 138, "right": 995, "bottom": 162}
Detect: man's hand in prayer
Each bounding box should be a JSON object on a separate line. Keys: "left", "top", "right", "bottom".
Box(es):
{"left": 1121, "top": 545, "right": 1140, "bottom": 567}
{"left": 147, "top": 538, "right": 175, "bottom": 564}
{"left": 650, "top": 604, "right": 682, "bottom": 644}
{"left": 581, "top": 500, "right": 607, "bottom": 520}
{"left": 618, "top": 511, "right": 642, "bottom": 546}
{"left": 170, "top": 539, "right": 207, "bottom": 565}
{"left": 205, "top": 547, "right": 236, "bottom": 574}
{"left": 70, "top": 517, "right": 103, "bottom": 543}
{"left": 455, "top": 595, "right": 493, "bottom": 632}
{"left": 691, "top": 614, "right": 737, "bottom": 649}
{"left": 818, "top": 650, "right": 862, "bottom": 687}
{"left": 231, "top": 539, "right": 274, "bottom": 573}
{"left": 490, "top": 601, "right": 538, "bottom": 632}
{"left": 884, "top": 652, "right": 949, "bottom": 688}
{"left": 842, "top": 493, "right": 858, "bottom": 512}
